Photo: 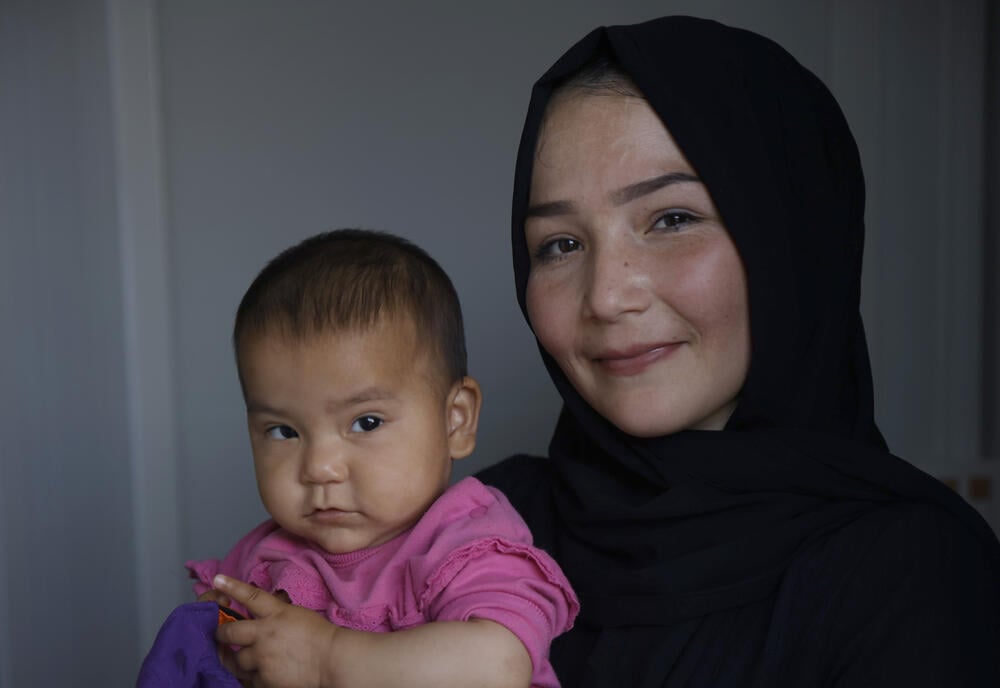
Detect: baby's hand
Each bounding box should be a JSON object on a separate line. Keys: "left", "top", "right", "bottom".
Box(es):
{"left": 211, "top": 575, "right": 339, "bottom": 688}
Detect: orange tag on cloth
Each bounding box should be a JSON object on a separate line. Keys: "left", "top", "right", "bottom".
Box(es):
{"left": 217, "top": 605, "right": 243, "bottom": 626}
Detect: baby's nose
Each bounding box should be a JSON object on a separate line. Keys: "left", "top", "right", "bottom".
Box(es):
{"left": 300, "top": 443, "right": 348, "bottom": 484}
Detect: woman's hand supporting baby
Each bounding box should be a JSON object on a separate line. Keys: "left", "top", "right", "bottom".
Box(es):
{"left": 211, "top": 575, "right": 532, "bottom": 688}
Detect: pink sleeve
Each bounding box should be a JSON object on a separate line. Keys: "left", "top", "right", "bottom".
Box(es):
{"left": 422, "top": 538, "right": 579, "bottom": 681}
{"left": 185, "top": 558, "right": 222, "bottom": 598}
{"left": 183, "top": 519, "right": 282, "bottom": 617}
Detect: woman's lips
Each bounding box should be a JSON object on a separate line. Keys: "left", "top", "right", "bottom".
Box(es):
{"left": 594, "top": 342, "right": 682, "bottom": 376}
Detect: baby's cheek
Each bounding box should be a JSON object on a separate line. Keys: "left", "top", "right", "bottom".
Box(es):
{"left": 257, "top": 477, "right": 294, "bottom": 521}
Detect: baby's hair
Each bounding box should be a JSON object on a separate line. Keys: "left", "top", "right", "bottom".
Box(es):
{"left": 233, "top": 228, "right": 467, "bottom": 393}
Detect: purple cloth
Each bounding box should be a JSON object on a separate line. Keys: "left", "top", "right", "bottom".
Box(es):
{"left": 136, "top": 602, "right": 241, "bottom": 688}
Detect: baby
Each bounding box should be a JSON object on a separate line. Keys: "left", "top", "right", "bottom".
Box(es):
{"left": 187, "top": 229, "right": 578, "bottom": 687}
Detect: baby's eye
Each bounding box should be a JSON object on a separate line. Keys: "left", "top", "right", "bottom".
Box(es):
{"left": 266, "top": 425, "right": 299, "bottom": 440}
{"left": 351, "top": 415, "right": 383, "bottom": 433}
{"left": 652, "top": 210, "right": 697, "bottom": 231}
{"left": 533, "top": 236, "right": 582, "bottom": 263}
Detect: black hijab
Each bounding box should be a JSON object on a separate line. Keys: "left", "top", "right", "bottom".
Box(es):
{"left": 481, "top": 13, "right": 999, "bottom": 672}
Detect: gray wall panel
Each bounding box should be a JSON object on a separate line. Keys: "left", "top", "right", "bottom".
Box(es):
{"left": 0, "top": 0, "right": 139, "bottom": 685}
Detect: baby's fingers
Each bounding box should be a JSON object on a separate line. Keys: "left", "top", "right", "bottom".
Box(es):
{"left": 216, "top": 618, "right": 257, "bottom": 648}
{"left": 213, "top": 575, "right": 287, "bottom": 619}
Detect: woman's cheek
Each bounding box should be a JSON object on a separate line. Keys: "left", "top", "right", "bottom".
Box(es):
{"left": 526, "top": 273, "right": 567, "bottom": 357}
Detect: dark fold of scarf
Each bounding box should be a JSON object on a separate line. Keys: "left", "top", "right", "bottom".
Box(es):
{"left": 485, "top": 14, "right": 999, "bottom": 638}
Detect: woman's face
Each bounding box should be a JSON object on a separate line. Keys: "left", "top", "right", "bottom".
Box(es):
{"left": 524, "top": 92, "right": 751, "bottom": 437}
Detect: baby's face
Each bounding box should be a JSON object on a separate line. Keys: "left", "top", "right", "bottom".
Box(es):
{"left": 239, "top": 320, "right": 463, "bottom": 553}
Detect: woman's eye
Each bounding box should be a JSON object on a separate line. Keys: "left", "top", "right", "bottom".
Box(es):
{"left": 351, "top": 415, "right": 383, "bottom": 433}
{"left": 653, "top": 211, "right": 696, "bottom": 231}
{"left": 265, "top": 425, "right": 298, "bottom": 440}
{"left": 534, "top": 236, "right": 582, "bottom": 262}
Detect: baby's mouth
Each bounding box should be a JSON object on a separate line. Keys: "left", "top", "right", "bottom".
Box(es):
{"left": 307, "top": 507, "right": 354, "bottom": 524}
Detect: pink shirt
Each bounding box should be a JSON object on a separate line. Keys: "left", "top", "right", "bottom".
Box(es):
{"left": 187, "top": 477, "right": 578, "bottom": 687}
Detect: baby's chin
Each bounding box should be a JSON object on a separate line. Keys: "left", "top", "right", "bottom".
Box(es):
{"left": 298, "top": 523, "right": 418, "bottom": 555}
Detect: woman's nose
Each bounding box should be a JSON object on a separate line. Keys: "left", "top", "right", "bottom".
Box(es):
{"left": 300, "top": 442, "right": 348, "bottom": 484}
{"left": 583, "top": 240, "right": 651, "bottom": 321}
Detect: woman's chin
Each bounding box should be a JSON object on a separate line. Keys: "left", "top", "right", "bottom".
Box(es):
{"left": 600, "top": 407, "right": 692, "bottom": 438}
{"left": 598, "top": 398, "right": 738, "bottom": 438}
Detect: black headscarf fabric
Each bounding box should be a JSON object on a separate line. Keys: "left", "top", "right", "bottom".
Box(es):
{"left": 480, "top": 15, "right": 1000, "bottom": 685}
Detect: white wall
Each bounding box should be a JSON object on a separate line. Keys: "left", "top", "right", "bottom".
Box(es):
{"left": 0, "top": 0, "right": 992, "bottom": 684}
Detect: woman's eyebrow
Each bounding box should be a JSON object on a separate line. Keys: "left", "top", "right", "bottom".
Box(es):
{"left": 526, "top": 172, "right": 701, "bottom": 218}
{"left": 525, "top": 199, "right": 576, "bottom": 218}
{"left": 610, "top": 172, "right": 701, "bottom": 206}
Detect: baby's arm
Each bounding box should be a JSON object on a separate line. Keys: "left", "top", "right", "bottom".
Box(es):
{"left": 213, "top": 575, "right": 531, "bottom": 688}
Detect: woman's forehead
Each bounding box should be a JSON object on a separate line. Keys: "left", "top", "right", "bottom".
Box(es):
{"left": 532, "top": 93, "right": 697, "bottom": 196}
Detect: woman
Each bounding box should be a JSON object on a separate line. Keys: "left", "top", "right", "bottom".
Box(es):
{"left": 479, "top": 15, "right": 1000, "bottom": 686}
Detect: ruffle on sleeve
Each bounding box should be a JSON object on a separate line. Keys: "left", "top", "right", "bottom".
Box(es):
{"left": 420, "top": 536, "right": 579, "bottom": 686}
{"left": 183, "top": 520, "right": 285, "bottom": 619}
{"left": 185, "top": 558, "right": 221, "bottom": 599}
{"left": 257, "top": 558, "right": 332, "bottom": 612}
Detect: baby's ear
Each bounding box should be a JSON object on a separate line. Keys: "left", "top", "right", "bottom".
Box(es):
{"left": 446, "top": 376, "right": 482, "bottom": 460}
